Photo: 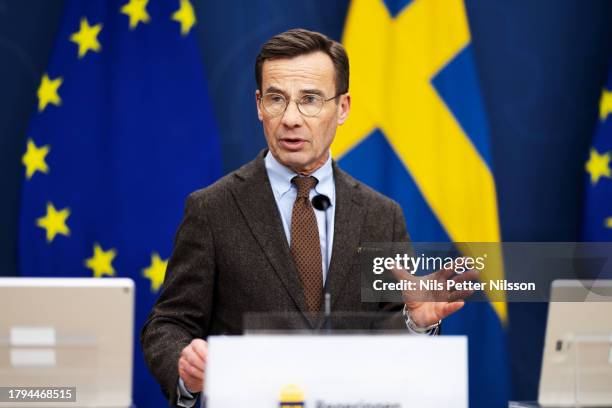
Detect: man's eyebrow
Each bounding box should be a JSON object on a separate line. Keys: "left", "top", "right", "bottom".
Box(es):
{"left": 300, "top": 89, "right": 325, "bottom": 96}
{"left": 263, "top": 87, "right": 326, "bottom": 97}
{"left": 264, "top": 86, "right": 287, "bottom": 95}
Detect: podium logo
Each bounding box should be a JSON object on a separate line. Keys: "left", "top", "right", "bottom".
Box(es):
{"left": 279, "top": 384, "right": 305, "bottom": 407}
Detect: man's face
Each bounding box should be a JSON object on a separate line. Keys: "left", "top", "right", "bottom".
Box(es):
{"left": 256, "top": 51, "right": 350, "bottom": 174}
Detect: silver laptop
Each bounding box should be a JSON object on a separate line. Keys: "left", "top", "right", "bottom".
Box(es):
{"left": 0, "top": 278, "right": 134, "bottom": 408}
{"left": 539, "top": 279, "right": 612, "bottom": 407}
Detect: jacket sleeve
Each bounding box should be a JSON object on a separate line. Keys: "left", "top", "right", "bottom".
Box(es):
{"left": 374, "top": 200, "right": 433, "bottom": 332}
{"left": 391, "top": 200, "right": 410, "bottom": 244}
{"left": 374, "top": 201, "right": 409, "bottom": 317}
{"left": 387, "top": 200, "right": 441, "bottom": 335}
{"left": 140, "top": 192, "right": 216, "bottom": 405}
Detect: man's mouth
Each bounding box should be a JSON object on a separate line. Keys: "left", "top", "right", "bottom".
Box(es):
{"left": 279, "top": 138, "right": 307, "bottom": 151}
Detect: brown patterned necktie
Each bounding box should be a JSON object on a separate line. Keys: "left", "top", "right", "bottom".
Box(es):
{"left": 290, "top": 176, "right": 323, "bottom": 313}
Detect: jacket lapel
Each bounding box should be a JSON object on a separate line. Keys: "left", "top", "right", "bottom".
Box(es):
{"left": 324, "top": 164, "right": 365, "bottom": 311}
{"left": 230, "top": 151, "right": 316, "bottom": 328}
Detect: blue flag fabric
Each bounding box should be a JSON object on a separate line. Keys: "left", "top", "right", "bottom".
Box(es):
{"left": 583, "top": 63, "right": 612, "bottom": 244}
{"left": 18, "top": 0, "right": 222, "bottom": 406}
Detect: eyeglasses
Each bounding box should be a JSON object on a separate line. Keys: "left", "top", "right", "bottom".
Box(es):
{"left": 259, "top": 92, "right": 342, "bottom": 117}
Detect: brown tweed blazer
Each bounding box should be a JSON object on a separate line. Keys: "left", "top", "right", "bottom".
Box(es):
{"left": 140, "top": 150, "right": 409, "bottom": 404}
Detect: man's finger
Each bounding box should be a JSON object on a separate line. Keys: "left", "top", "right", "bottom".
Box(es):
{"left": 183, "top": 354, "right": 206, "bottom": 377}
{"left": 185, "top": 363, "right": 204, "bottom": 382}
{"left": 191, "top": 339, "right": 209, "bottom": 361}
{"left": 437, "top": 266, "right": 456, "bottom": 280}
{"left": 448, "top": 289, "right": 475, "bottom": 302}
{"left": 441, "top": 300, "right": 464, "bottom": 318}
{"left": 180, "top": 357, "right": 204, "bottom": 381}
{"left": 403, "top": 289, "right": 438, "bottom": 303}
{"left": 179, "top": 365, "right": 204, "bottom": 393}
{"left": 390, "top": 267, "right": 417, "bottom": 283}
{"left": 451, "top": 269, "right": 479, "bottom": 283}
{"left": 182, "top": 346, "right": 206, "bottom": 368}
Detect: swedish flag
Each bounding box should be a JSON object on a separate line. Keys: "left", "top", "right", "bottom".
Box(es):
{"left": 18, "top": 0, "right": 222, "bottom": 406}
{"left": 335, "top": 0, "right": 509, "bottom": 407}
{"left": 583, "top": 63, "right": 612, "bottom": 244}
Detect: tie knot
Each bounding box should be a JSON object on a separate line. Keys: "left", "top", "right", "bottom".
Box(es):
{"left": 292, "top": 176, "right": 318, "bottom": 198}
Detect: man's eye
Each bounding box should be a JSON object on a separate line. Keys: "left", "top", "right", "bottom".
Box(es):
{"left": 269, "top": 95, "right": 284, "bottom": 103}
{"left": 301, "top": 95, "right": 317, "bottom": 104}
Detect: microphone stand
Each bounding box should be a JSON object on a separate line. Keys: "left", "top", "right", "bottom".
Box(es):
{"left": 312, "top": 194, "right": 331, "bottom": 333}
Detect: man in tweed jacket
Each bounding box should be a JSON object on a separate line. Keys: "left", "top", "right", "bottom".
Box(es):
{"left": 141, "top": 28, "right": 467, "bottom": 407}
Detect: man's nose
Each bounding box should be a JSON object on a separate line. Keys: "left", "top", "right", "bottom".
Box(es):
{"left": 281, "top": 100, "right": 304, "bottom": 128}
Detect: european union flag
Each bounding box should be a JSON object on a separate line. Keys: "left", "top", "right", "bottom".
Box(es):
{"left": 583, "top": 62, "right": 612, "bottom": 243}
{"left": 18, "top": 0, "right": 222, "bottom": 406}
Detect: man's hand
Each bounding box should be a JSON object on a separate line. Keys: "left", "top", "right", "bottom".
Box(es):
{"left": 392, "top": 265, "right": 479, "bottom": 328}
{"left": 178, "top": 338, "right": 208, "bottom": 393}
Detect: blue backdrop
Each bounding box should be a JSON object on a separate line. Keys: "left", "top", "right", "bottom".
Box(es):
{"left": 1, "top": 0, "right": 611, "bottom": 405}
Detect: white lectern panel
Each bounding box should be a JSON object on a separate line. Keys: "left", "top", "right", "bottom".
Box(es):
{"left": 206, "top": 335, "right": 467, "bottom": 408}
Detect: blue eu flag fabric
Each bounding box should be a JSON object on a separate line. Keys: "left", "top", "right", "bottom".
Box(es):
{"left": 583, "top": 62, "right": 612, "bottom": 243}
{"left": 18, "top": 0, "right": 222, "bottom": 406}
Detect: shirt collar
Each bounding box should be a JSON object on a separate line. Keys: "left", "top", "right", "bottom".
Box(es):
{"left": 310, "top": 154, "right": 334, "bottom": 205}
{"left": 265, "top": 151, "right": 335, "bottom": 205}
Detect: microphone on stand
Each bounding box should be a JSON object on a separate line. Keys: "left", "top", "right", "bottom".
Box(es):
{"left": 312, "top": 194, "right": 331, "bottom": 332}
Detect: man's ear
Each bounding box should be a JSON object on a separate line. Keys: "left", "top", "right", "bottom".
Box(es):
{"left": 255, "top": 90, "right": 263, "bottom": 122}
{"left": 337, "top": 93, "right": 351, "bottom": 125}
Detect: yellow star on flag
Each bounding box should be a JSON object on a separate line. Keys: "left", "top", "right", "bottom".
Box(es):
{"left": 85, "top": 243, "right": 117, "bottom": 278}
{"left": 36, "top": 202, "right": 70, "bottom": 243}
{"left": 121, "top": 0, "right": 150, "bottom": 30}
{"left": 22, "top": 138, "right": 50, "bottom": 179}
{"left": 142, "top": 252, "right": 168, "bottom": 292}
{"left": 70, "top": 17, "right": 103, "bottom": 59}
{"left": 37, "top": 74, "right": 62, "bottom": 112}
{"left": 600, "top": 89, "right": 611, "bottom": 121}
{"left": 172, "top": 0, "right": 196, "bottom": 36}
{"left": 585, "top": 148, "right": 611, "bottom": 185}
{"left": 606, "top": 216, "right": 612, "bottom": 229}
